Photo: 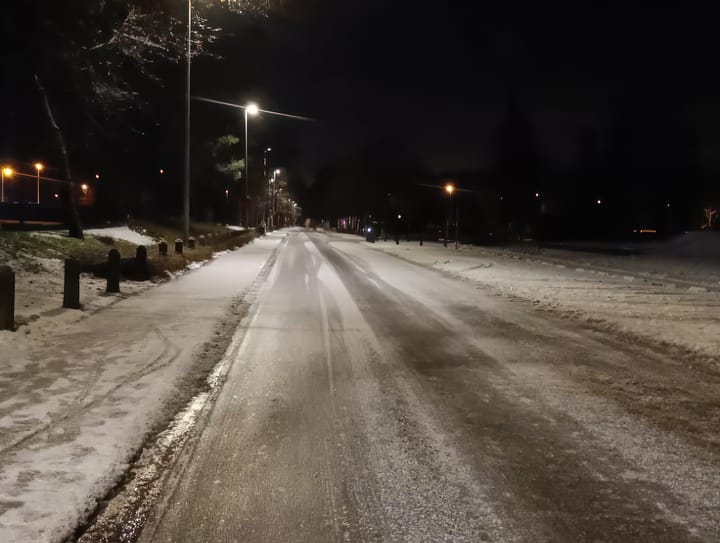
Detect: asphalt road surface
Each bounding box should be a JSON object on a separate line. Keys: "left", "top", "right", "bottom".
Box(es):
{"left": 138, "top": 230, "right": 720, "bottom": 542}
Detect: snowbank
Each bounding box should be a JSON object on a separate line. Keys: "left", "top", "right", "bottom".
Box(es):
{"left": 369, "top": 238, "right": 720, "bottom": 362}
{"left": 85, "top": 226, "right": 156, "bottom": 246}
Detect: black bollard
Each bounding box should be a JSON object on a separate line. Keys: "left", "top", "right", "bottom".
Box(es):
{"left": 174, "top": 239, "right": 183, "bottom": 255}
{"left": 188, "top": 236, "right": 196, "bottom": 250}
{"left": 135, "top": 245, "right": 147, "bottom": 265}
{"left": 198, "top": 235, "right": 206, "bottom": 247}
{"left": 0, "top": 265, "right": 15, "bottom": 331}
{"left": 158, "top": 240, "right": 168, "bottom": 257}
{"left": 420, "top": 239, "right": 423, "bottom": 246}
{"left": 63, "top": 259, "right": 81, "bottom": 309}
{"left": 106, "top": 249, "right": 121, "bottom": 293}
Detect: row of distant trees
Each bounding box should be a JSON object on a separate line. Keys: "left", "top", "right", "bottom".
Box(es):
{"left": 305, "top": 92, "right": 707, "bottom": 242}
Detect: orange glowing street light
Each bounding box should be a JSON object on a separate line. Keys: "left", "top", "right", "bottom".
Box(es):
{"left": 34, "top": 163, "right": 44, "bottom": 204}
{"left": 443, "top": 182, "right": 456, "bottom": 247}
{"left": 1, "top": 167, "right": 13, "bottom": 203}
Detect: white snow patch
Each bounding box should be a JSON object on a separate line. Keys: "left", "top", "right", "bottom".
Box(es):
{"left": 84, "top": 226, "right": 156, "bottom": 246}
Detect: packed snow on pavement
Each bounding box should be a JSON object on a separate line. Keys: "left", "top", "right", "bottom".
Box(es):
{"left": 0, "top": 233, "right": 283, "bottom": 543}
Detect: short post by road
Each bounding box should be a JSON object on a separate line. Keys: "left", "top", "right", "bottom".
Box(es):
{"left": 0, "top": 265, "right": 15, "bottom": 331}
{"left": 135, "top": 245, "right": 148, "bottom": 277}
{"left": 188, "top": 236, "right": 196, "bottom": 250}
{"left": 198, "top": 234, "right": 206, "bottom": 247}
{"left": 106, "top": 249, "right": 121, "bottom": 293}
{"left": 158, "top": 239, "right": 168, "bottom": 257}
{"left": 62, "top": 258, "right": 81, "bottom": 309}
{"left": 174, "top": 238, "right": 184, "bottom": 255}
{"left": 135, "top": 245, "right": 147, "bottom": 265}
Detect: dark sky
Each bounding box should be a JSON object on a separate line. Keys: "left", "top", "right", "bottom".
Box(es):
{"left": 190, "top": 2, "right": 720, "bottom": 181}
{"left": 3, "top": 2, "right": 720, "bottom": 205}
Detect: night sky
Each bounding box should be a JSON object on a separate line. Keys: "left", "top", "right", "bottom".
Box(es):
{"left": 3, "top": 2, "right": 720, "bottom": 236}
{"left": 196, "top": 2, "right": 719, "bottom": 175}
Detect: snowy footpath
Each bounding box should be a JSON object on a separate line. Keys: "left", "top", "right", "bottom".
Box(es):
{"left": 0, "top": 232, "right": 284, "bottom": 543}
{"left": 369, "top": 233, "right": 720, "bottom": 364}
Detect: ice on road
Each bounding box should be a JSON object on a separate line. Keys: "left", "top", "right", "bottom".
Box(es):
{"left": 137, "top": 231, "right": 720, "bottom": 543}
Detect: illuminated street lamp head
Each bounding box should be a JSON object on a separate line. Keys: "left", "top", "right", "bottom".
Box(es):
{"left": 35, "top": 163, "right": 44, "bottom": 172}
{"left": 444, "top": 183, "right": 455, "bottom": 195}
{"left": 2, "top": 167, "right": 13, "bottom": 177}
{"left": 246, "top": 103, "right": 259, "bottom": 116}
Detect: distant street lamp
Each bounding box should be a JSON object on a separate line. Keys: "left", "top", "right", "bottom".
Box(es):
{"left": 264, "top": 147, "right": 272, "bottom": 177}
{"left": 244, "top": 102, "right": 259, "bottom": 207}
{"left": 270, "top": 168, "right": 280, "bottom": 229}
{"left": 263, "top": 147, "right": 272, "bottom": 226}
{"left": 1, "top": 167, "right": 13, "bottom": 203}
{"left": 34, "top": 163, "right": 43, "bottom": 204}
{"left": 444, "top": 182, "right": 455, "bottom": 248}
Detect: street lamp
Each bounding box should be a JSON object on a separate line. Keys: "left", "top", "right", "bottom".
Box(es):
{"left": 242, "top": 102, "right": 260, "bottom": 227}
{"left": 444, "top": 182, "right": 455, "bottom": 247}
{"left": 271, "top": 168, "right": 281, "bottom": 229}
{"left": 1, "top": 167, "right": 13, "bottom": 203}
{"left": 183, "top": 0, "right": 193, "bottom": 242}
{"left": 244, "top": 102, "right": 259, "bottom": 221}
{"left": 34, "top": 163, "right": 43, "bottom": 204}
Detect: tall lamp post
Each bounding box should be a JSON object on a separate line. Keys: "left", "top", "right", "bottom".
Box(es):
{"left": 243, "top": 102, "right": 259, "bottom": 227}
{"left": 244, "top": 103, "right": 259, "bottom": 199}
{"left": 272, "top": 168, "right": 280, "bottom": 229}
{"left": 183, "top": 0, "right": 193, "bottom": 242}
{"left": 34, "top": 163, "right": 43, "bottom": 204}
{"left": 444, "top": 182, "right": 455, "bottom": 248}
{"left": 1, "top": 167, "right": 13, "bottom": 203}
{"left": 263, "top": 147, "right": 271, "bottom": 226}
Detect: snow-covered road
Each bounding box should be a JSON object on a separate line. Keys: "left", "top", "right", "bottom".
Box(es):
{"left": 127, "top": 230, "right": 720, "bottom": 542}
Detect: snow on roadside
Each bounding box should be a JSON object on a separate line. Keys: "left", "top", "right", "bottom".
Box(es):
{"left": 368, "top": 239, "right": 720, "bottom": 362}
{"left": 0, "top": 234, "right": 280, "bottom": 543}
{"left": 0, "top": 257, "right": 153, "bottom": 351}
{"left": 1, "top": 231, "right": 243, "bottom": 349}
{"left": 84, "top": 226, "right": 157, "bottom": 246}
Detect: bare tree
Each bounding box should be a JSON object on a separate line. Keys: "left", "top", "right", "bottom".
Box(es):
{"left": 21, "top": 0, "right": 275, "bottom": 237}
